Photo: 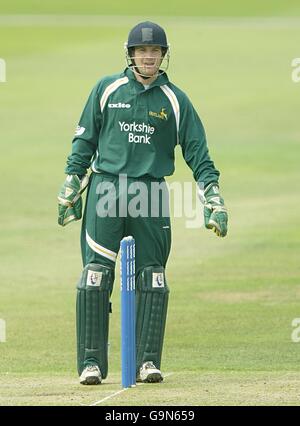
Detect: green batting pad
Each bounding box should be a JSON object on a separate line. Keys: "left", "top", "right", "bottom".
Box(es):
{"left": 76, "top": 263, "right": 114, "bottom": 378}
{"left": 136, "top": 266, "right": 169, "bottom": 372}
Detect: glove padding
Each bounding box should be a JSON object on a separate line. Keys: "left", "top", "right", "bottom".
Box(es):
{"left": 57, "top": 174, "right": 89, "bottom": 226}
{"left": 201, "top": 183, "right": 228, "bottom": 237}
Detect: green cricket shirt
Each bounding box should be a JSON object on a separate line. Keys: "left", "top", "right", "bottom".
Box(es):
{"left": 65, "top": 67, "right": 220, "bottom": 186}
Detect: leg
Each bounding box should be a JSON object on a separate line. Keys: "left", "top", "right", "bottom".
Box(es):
{"left": 127, "top": 179, "right": 172, "bottom": 381}
{"left": 135, "top": 265, "right": 169, "bottom": 382}
{"left": 77, "top": 263, "right": 114, "bottom": 383}
{"left": 77, "top": 174, "right": 124, "bottom": 383}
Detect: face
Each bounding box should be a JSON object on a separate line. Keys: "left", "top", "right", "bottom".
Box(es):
{"left": 133, "top": 45, "right": 163, "bottom": 77}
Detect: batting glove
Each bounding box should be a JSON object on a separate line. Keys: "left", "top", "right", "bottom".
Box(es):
{"left": 199, "top": 182, "right": 228, "bottom": 237}
{"left": 57, "top": 174, "right": 89, "bottom": 226}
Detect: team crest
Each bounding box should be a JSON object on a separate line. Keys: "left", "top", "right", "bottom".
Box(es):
{"left": 149, "top": 108, "right": 168, "bottom": 121}
{"left": 87, "top": 270, "right": 102, "bottom": 287}
{"left": 152, "top": 272, "right": 164, "bottom": 288}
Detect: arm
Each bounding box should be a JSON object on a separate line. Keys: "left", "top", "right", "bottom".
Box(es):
{"left": 179, "top": 99, "right": 219, "bottom": 186}
{"left": 179, "top": 99, "right": 228, "bottom": 237}
{"left": 58, "top": 83, "right": 102, "bottom": 226}
{"left": 65, "top": 83, "right": 102, "bottom": 176}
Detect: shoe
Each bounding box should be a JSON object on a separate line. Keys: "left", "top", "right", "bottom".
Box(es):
{"left": 79, "top": 365, "right": 102, "bottom": 385}
{"left": 137, "top": 361, "right": 163, "bottom": 383}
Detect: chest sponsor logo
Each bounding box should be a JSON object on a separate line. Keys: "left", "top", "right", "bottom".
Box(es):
{"left": 119, "top": 121, "right": 155, "bottom": 144}
{"left": 149, "top": 107, "right": 168, "bottom": 121}
{"left": 108, "top": 102, "right": 131, "bottom": 109}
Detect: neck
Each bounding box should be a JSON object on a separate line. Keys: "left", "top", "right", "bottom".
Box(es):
{"left": 133, "top": 70, "right": 159, "bottom": 86}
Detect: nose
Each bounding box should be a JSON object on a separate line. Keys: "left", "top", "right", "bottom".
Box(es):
{"left": 144, "top": 52, "right": 157, "bottom": 61}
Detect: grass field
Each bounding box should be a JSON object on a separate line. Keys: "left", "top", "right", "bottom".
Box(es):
{"left": 1, "top": 0, "right": 300, "bottom": 16}
{"left": 0, "top": 6, "right": 300, "bottom": 406}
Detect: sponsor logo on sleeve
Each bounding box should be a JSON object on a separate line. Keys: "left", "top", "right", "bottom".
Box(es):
{"left": 75, "top": 125, "right": 86, "bottom": 136}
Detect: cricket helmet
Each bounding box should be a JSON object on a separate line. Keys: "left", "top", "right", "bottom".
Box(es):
{"left": 125, "top": 21, "right": 170, "bottom": 77}
{"left": 127, "top": 21, "right": 169, "bottom": 49}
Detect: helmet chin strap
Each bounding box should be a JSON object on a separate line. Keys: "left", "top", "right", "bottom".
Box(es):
{"left": 125, "top": 47, "right": 170, "bottom": 79}
{"left": 127, "top": 55, "right": 162, "bottom": 79}
{"left": 129, "top": 64, "right": 159, "bottom": 80}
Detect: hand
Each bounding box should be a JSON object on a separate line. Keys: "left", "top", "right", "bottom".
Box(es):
{"left": 57, "top": 175, "right": 89, "bottom": 226}
{"left": 201, "top": 183, "right": 228, "bottom": 237}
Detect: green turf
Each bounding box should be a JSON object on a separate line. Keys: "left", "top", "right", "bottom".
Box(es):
{"left": 1, "top": 0, "right": 300, "bottom": 16}
{"left": 0, "top": 13, "right": 300, "bottom": 405}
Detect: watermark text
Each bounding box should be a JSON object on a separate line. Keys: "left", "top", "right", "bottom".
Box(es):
{"left": 94, "top": 174, "right": 203, "bottom": 228}
{"left": 0, "top": 58, "right": 6, "bottom": 83}
{"left": 0, "top": 319, "right": 6, "bottom": 342}
{"left": 291, "top": 58, "right": 300, "bottom": 83}
{"left": 291, "top": 318, "right": 300, "bottom": 342}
